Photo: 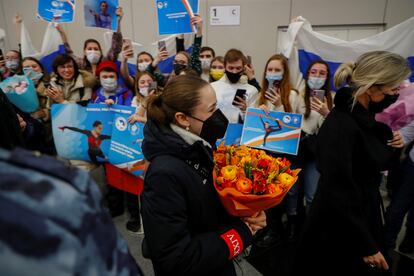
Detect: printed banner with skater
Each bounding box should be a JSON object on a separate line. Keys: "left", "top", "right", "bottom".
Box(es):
{"left": 51, "top": 103, "right": 145, "bottom": 176}
{"left": 240, "top": 108, "right": 303, "bottom": 155}
{"left": 84, "top": 0, "right": 119, "bottom": 30}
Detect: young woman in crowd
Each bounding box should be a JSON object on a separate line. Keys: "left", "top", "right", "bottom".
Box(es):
{"left": 293, "top": 51, "right": 411, "bottom": 275}
{"left": 251, "top": 54, "right": 305, "bottom": 245}
{"left": 120, "top": 48, "right": 154, "bottom": 89}
{"left": 1, "top": 50, "right": 22, "bottom": 79}
{"left": 128, "top": 72, "right": 157, "bottom": 124}
{"left": 285, "top": 60, "right": 334, "bottom": 231}
{"left": 141, "top": 75, "right": 266, "bottom": 275}
{"left": 56, "top": 7, "right": 124, "bottom": 75}
{"left": 209, "top": 56, "right": 225, "bottom": 82}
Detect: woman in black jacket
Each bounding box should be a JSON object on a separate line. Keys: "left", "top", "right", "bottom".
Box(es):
{"left": 293, "top": 51, "right": 411, "bottom": 275}
{"left": 141, "top": 75, "right": 266, "bottom": 276}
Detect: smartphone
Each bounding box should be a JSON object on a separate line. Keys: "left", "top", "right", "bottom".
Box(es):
{"left": 0, "top": 49, "right": 3, "bottom": 61}
{"left": 123, "top": 38, "right": 132, "bottom": 50}
{"left": 158, "top": 40, "right": 166, "bottom": 50}
{"left": 232, "top": 89, "right": 247, "bottom": 106}
{"left": 148, "top": 81, "right": 157, "bottom": 92}
{"left": 246, "top": 55, "right": 252, "bottom": 65}
{"left": 311, "top": 89, "right": 325, "bottom": 101}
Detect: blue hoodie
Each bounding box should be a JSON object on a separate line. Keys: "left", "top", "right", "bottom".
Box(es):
{"left": 91, "top": 86, "right": 133, "bottom": 106}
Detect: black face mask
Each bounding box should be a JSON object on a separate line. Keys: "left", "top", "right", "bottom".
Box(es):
{"left": 189, "top": 109, "right": 229, "bottom": 147}
{"left": 173, "top": 64, "right": 187, "bottom": 75}
{"left": 225, "top": 71, "right": 242, "bottom": 83}
{"left": 368, "top": 94, "right": 399, "bottom": 114}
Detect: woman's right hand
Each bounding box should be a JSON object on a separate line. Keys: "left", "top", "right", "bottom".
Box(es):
{"left": 259, "top": 104, "right": 270, "bottom": 115}
{"left": 264, "top": 88, "right": 282, "bottom": 107}
{"left": 242, "top": 211, "right": 267, "bottom": 235}
{"left": 153, "top": 48, "right": 169, "bottom": 67}
{"left": 362, "top": 251, "right": 389, "bottom": 270}
{"left": 128, "top": 113, "right": 146, "bottom": 124}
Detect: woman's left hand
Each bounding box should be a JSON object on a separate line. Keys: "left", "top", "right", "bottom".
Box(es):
{"left": 310, "top": 97, "right": 330, "bottom": 117}
{"left": 388, "top": 131, "right": 405, "bottom": 148}
{"left": 242, "top": 211, "right": 267, "bottom": 235}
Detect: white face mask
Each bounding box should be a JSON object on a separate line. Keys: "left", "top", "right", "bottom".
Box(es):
{"left": 200, "top": 58, "right": 212, "bottom": 70}
{"left": 101, "top": 78, "right": 118, "bottom": 91}
{"left": 307, "top": 77, "right": 326, "bottom": 90}
{"left": 137, "top": 62, "right": 151, "bottom": 72}
{"left": 86, "top": 50, "right": 101, "bottom": 64}
{"left": 139, "top": 87, "right": 149, "bottom": 97}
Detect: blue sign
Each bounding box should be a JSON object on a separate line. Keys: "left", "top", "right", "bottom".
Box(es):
{"left": 156, "top": 0, "right": 199, "bottom": 35}
{"left": 216, "top": 123, "right": 243, "bottom": 146}
{"left": 84, "top": 0, "right": 119, "bottom": 30}
{"left": 38, "top": 0, "right": 75, "bottom": 23}
{"left": 107, "top": 106, "right": 146, "bottom": 177}
{"left": 240, "top": 108, "right": 303, "bottom": 155}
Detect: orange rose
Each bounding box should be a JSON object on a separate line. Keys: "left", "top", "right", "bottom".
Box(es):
{"left": 221, "top": 165, "right": 238, "bottom": 181}
{"left": 236, "top": 177, "right": 253, "bottom": 194}
{"left": 267, "top": 183, "right": 283, "bottom": 195}
{"left": 214, "top": 153, "right": 226, "bottom": 167}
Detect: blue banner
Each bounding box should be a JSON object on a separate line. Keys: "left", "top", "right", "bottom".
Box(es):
{"left": 38, "top": 0, "right": 75, "bottom": 23}
{"left": 240, "top": 108, "right": 303, "bottom": 155}
{"left": 84, "top": 0, "right": 118, "bottom": 30}
{"left": 216, "top": 123, "right": 243, "bottom": 146}
{"left": 156, "top": 0, "right": 199, "bottom": 35}
{"left": 108, "top": 106, "right": 145, "bottom": 177}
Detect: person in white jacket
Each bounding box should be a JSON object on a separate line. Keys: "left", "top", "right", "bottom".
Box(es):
{"left": 250, "top": 54, "right": 305, "bottom": 246}
{"left": 210, "top": 49, "right": 258, "bottom": 123}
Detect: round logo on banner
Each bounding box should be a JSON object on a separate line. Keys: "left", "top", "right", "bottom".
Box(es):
{"left": 129, "top": 123, "right": 140, "bottom": 136}
{"left": 293, "top": 116, "right": 300, "bottom": 125}
{"left": 283, "top": 115, "right": 292, "bottom": 124}
{"left": 115, "top": 117, "right": 128, "bottom": 131}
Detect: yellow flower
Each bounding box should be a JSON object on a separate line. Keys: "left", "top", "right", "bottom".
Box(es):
{"left": 221, "top": 165, "right": 238, "bottom": 181}
{"left": 277, "top": 173, "right": 295, "bottom": 187}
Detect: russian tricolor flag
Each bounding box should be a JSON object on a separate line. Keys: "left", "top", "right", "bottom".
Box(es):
{"left": 20, "top": 22, "right": 65, "bottom": 73}
{"left": 281, "top": 16, "right": 414, "bottom": 91}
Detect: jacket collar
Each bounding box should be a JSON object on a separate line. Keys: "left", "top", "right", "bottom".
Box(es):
{"left": 170, "top": 124, "right": 211, "bottom": 148}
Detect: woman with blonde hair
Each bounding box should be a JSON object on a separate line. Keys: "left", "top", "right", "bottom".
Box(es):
{"left": 293, "top": 51, "right": 411, "bottom": 275}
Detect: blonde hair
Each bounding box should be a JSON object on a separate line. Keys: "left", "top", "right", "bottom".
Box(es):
{"left": 334, "top": 51, "right": 411, "bottom": 106}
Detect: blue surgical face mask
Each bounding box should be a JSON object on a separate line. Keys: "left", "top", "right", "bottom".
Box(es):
{"left": 6, "top": 59, "right": 20, "bottom": 71}
{"left": 101, "top": 78, "right": 118, "bottom": 91}
{"left": 266, "top": 72, "right": 283, "bottom": 82}
{"left": 23, "top": 67, "right": 43, "bottom": 82}
{"left": 307, "top": 76, "right": 326, "bottom": 90}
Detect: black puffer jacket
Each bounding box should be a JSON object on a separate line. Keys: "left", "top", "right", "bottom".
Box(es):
{"left": 141, "top": 120, "right": 252, "bottom": 276}
{"left": 293, "top": 87, "right": 396, "bottom": 275}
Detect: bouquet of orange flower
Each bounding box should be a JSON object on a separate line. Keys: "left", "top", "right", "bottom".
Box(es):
{"left": 213, "top": 144, "right": 300, "bottom": 217}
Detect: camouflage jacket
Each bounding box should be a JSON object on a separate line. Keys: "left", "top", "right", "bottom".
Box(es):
{"left": 0, "top": 148, "right": 143, "bottom": 276}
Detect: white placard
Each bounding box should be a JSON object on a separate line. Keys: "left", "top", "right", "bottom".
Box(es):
{"left": 210, "top": 6, "right": 240, "bottom": 26}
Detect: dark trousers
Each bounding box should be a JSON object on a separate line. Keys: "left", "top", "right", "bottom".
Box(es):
{"left": 106, "top": 185, "right": 140, "bottom": 218}
{"left": 385, "top": 157, "right": 414, "bottom": 249}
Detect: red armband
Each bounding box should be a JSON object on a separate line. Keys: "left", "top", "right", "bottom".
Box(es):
{"left": 220, "top": 229, "right": 244, "bottom": 259}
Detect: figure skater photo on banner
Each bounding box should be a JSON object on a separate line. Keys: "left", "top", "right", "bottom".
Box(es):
{"left": 59, "top": 120, "right": 111, "bottom": 163}
{"left": 260, "top": 116, "right": 282, "bottom": 146}
{"left": 241, "top": 107, "right": 303, "bottom": 155}
{"left": 84, "top": 0, "right": 118, "bottom": 30}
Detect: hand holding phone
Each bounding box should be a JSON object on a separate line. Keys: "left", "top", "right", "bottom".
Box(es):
{"left": 232, "top": 89, "right": 247, "bottom": 106}
{"left": 158, "top": 40, "right": 166, "bottom": 50}
{"left": 311, "top": 89, "right": 325, "bottom": 102}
